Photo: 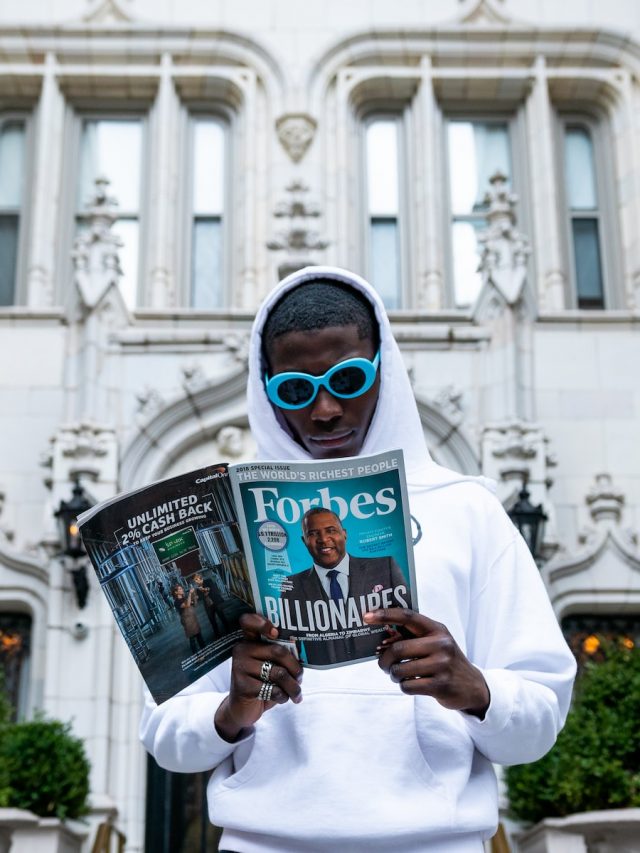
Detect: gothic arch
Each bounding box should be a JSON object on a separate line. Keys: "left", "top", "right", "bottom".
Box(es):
{"left": 120, "top": 368, "right": 252, "bottom": 492}
{"left": 415, "top": 397, "right": 480, "bottom": 476}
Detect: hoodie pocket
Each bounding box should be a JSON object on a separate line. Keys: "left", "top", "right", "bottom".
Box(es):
{"left": 213, "top": 689, "right": 455, "bottom": 836}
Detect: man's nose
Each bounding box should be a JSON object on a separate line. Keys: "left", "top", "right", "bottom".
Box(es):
{"left": 310, "top": 387, "right": 343, "bottom": 421}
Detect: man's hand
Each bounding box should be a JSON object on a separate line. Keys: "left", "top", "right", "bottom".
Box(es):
{"left": 214, "top": 613, "right": 303, "bottom": 742}
{"left": 363, "top": 608, "right": 490, "bottom": 719}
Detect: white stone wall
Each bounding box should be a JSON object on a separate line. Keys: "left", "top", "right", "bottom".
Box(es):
{"left": 1, "top": 1, "right": 640, "bottom": 851}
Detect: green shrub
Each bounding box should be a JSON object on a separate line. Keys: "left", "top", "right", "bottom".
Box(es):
{"left": 505, "top": 643, "right": 640, "bottom": 825}
{"left": 0, "top": 714, "right": 90, "bottom": 820}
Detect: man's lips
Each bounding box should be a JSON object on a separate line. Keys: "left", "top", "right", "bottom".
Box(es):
{"left": 308, "top": 430, "right": 355, "bottom": 446}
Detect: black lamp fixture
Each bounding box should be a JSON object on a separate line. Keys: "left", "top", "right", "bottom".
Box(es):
{"left": 54, "top": 480, "right": 93, "bottom": 608}
{"left": 508, "top": 479, "right": 548, "bottom": 563}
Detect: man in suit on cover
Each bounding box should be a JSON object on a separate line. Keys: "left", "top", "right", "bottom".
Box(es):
{"left": 281, "top": 507, "right": 408, "bottom": 665}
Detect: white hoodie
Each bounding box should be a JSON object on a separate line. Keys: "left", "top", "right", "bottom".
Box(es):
{"left": 140, "top": 267, "right": 576, "bottom": 853}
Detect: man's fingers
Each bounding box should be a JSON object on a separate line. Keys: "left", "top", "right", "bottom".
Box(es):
{"left": 364, "top": 607, "right": 444, "bottom": 637}
{"left": 232, "top": 638, "right": 304, "bottom": 682}
{"left": 239, "top": 612, "right": 279, "bottom": 641}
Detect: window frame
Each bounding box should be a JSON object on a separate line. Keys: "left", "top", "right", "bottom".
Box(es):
{"left": 61, "top": 106, "right": 149, "bottom": 309}
{"left": 0, "top": 112, "right": 32, "bottom": 307}
{"left": 360, "top": 107, "right": 412, "bottom": 311}
{"left": 442, "top": 109, "right": 529, "bottom": 309}
{"left": 556, "top": 112, "right": 621, "bottom": 310}
{"left": 179, "top": 107, "right": 232, "bottom": 310}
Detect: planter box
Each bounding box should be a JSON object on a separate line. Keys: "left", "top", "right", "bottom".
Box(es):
{"left": 0, "top": 809, "right": 88, "bottom": 853}
{"left": 516, "top": 808, "right": 640, "bottom": 853}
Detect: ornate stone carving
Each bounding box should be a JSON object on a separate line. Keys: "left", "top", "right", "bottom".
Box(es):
{"left": 457, "top": 0, "right": 510, "bottom": 25}
{"left": 433, "top": 385, "right": 464, "bottom": 427}
{"left": 47, "top": 422, "right": 118, "bottom": 488}
{"left": 180, "top": 362, "right": 207, "bottom": 394}
{"left": 0, "top": 488, "right": 15, "bottom": 542}
{"left": 135, "top": 386, "right": 164, "bottom": 417}
{"left": 216, "top": 426, "right": 245, "bottom": 459}
{"left": 57, "top": 422, "right": 112, "bottom": 460}
{"left": 477, "top": 172, "right": 531, "bottom": 307}
{"left": 276, "top": 114, "right": 317, "bottom": 163}
{"left": 586, "top": 473, "right": 625, "bottom": 526}
{"left": 222, "top": 332, "right": 250, "bottom": 367}
{"left": 481, "top": 420, "right": 556, "bottom": 490}
{"left": 71, "top": 176, "right": 124, "bottom": 311}
{"left": 267, "top": 181, "right": 329, "bottom": 278}
{"left": 83, "top": 0, "right": 133, "bottom": 24}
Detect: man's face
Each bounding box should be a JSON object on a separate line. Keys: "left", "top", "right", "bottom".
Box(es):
{"left": 265, "top": 324, "right": 380, "bottom": 459}
{"left": 302, "top": 511, "right": 347, "bottom": 569}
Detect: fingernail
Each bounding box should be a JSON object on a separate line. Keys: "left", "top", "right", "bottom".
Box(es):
{"left": 269, "top": 627, "right": 278, "bottom": 638}
{"left": 294, "top": 694, "right": 303, "bottom": 704}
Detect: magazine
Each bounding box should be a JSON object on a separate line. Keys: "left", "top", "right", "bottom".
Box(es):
{"left": 78, "top": 450, "right": 415, "bottom": 703}
{"left": 229, "top": 450, "right": 416, "bottom": 668}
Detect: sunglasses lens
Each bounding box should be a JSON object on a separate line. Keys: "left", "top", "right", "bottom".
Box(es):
{"left": 328, "top": 365, "right": 367, "bottom": 396}
{"left": 275, "top": 377, "right": 316, "bottom": 406}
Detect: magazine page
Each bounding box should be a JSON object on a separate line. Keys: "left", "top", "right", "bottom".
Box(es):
{"left": 229, "top": 449, "right": 416, "bottom": 668}
{"left": 78, "top": 464, "right": 255, "bottom": 703}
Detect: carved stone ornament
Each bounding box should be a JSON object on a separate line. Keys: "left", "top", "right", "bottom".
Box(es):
{"left": 222, "top": 332, "right": 250, "bottom": 367}
{"left": 216, "top": 426, "right": 245, "bottom": 459}
{"left": 586, "top": 473, "right": 625, "bottom": 526}
{"left": 83, "top": 0, "right": 133, "bottom": 24}
{"left": 477, "top": 172, "right": 531, "bottom": 306}
{"left": 180, "top": 362, "right": 207, "bottom": 394}
{"left": 57, "top": 422, "right": 112, "bottom": 461}
{"left": 457, "top": 0, "right": 510, "bottom": 25}
{"left": 481, "top": 420, "right": 556, "bottom": 489}
{"left": 71, "top": 176, "right": 124, "bottom": 311}
{"left": 276, "top": 114, "right": 317, "bottom": 163}
{"left": 267, "top": 181, "right": 329, "bottom": 278}
{"left": 433, "top": 385, "right": 464, "bottom": 427}
{"left": 135, "top": 386, "right": 164, "bottom": 417}
{"left": 0, "top": 488, "right": 15, "bottom": 542}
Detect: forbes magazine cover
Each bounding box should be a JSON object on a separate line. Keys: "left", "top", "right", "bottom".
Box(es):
{"left": 229, "top": 450, "right": 417, "bottom": 667}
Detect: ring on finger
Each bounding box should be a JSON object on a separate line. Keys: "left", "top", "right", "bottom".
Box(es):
{"left": 259, "top": 661, "right": 273, "bottom": 683}
{"left": 257, "top": 682, "right": 274, "bottom": 701}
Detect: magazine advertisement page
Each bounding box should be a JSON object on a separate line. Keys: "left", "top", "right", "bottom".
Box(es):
{"left": 229, "top": 449, "right": 416, "bottom": 668}
{"left": 78, "top": 465, "right": 255, "bottom": 703}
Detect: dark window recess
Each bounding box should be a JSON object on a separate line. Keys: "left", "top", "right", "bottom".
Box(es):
{"left": 145, "top": 756, "right": 222, "bottom": 853}
{"left": 572, "top": 219, "right": 604, "bottom": 309}
{"left": 0, "top": 612, "right": 31, "bottom": 720}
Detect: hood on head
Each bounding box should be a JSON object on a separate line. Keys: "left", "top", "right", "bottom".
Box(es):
{"left": 247, "top": 266, "right": 489, "bottom": 490}
{"left": 248, "top": 266, "right": 430, "bottom": 471}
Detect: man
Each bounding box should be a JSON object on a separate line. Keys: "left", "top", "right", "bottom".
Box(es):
{"left": 193, "top": 571, "right": 233, "bottom": 638}
{"left": 141, "top": 267, "right": 576, "bottom": 853}
{"left": 281, "top": 507, "right": 408, "bottom": 664}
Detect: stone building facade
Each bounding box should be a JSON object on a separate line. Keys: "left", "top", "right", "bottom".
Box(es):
{"left": 0, "top": 0, "right": 639, "bottom": 850}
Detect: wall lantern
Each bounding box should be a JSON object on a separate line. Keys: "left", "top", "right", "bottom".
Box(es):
{"left": 508, "top": 482, "right": 548, "bottom": 563}
{"left": 54, "top": 480, "right": 93, "bottom": 608}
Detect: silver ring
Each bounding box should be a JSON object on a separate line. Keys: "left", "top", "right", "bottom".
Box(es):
{"left": 259, "top": 661, "right": 273, "bottom": 683}
{"left": 257, "top": 682, "right": 273, "bottom": 701}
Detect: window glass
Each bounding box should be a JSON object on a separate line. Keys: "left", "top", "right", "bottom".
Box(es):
{"left": 77, "top": 118, "right": 143, "bottom": 309}
{"left": 190, "top": 118, "right": 225, "bottom": 308}
{"left": 564, "top": 127, "right": 597, "bottom": 210}
{"left": 366, "top": 118, "right": 402, "bottom": 309}
{"left": 447, "top": 120, "right": 511, "bottom": 307}
{"left": 0, "top": 612, "right": 32, "bottom": 721}
{"left": 0, "top": 120, "right": 26, "bottom": 306}
{"left": 563, "top": 124, "right": 604, "bottom": 308}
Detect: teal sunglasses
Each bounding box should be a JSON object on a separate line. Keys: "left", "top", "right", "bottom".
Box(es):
{"left": 265, "top": 351, "right": 380, "bottom": 410}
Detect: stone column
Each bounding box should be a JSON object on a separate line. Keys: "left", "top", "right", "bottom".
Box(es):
{"left": 146, "top": 53, "right": 179, "bottom": 308}
{"left": 525, "top": 56, "right": 566, "bottom": 311}
{"left": 416, "top": 56, "right": 444, "bottom": 310}
{"left": 26, "top": 53, "right": 65, "bottom": 307}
